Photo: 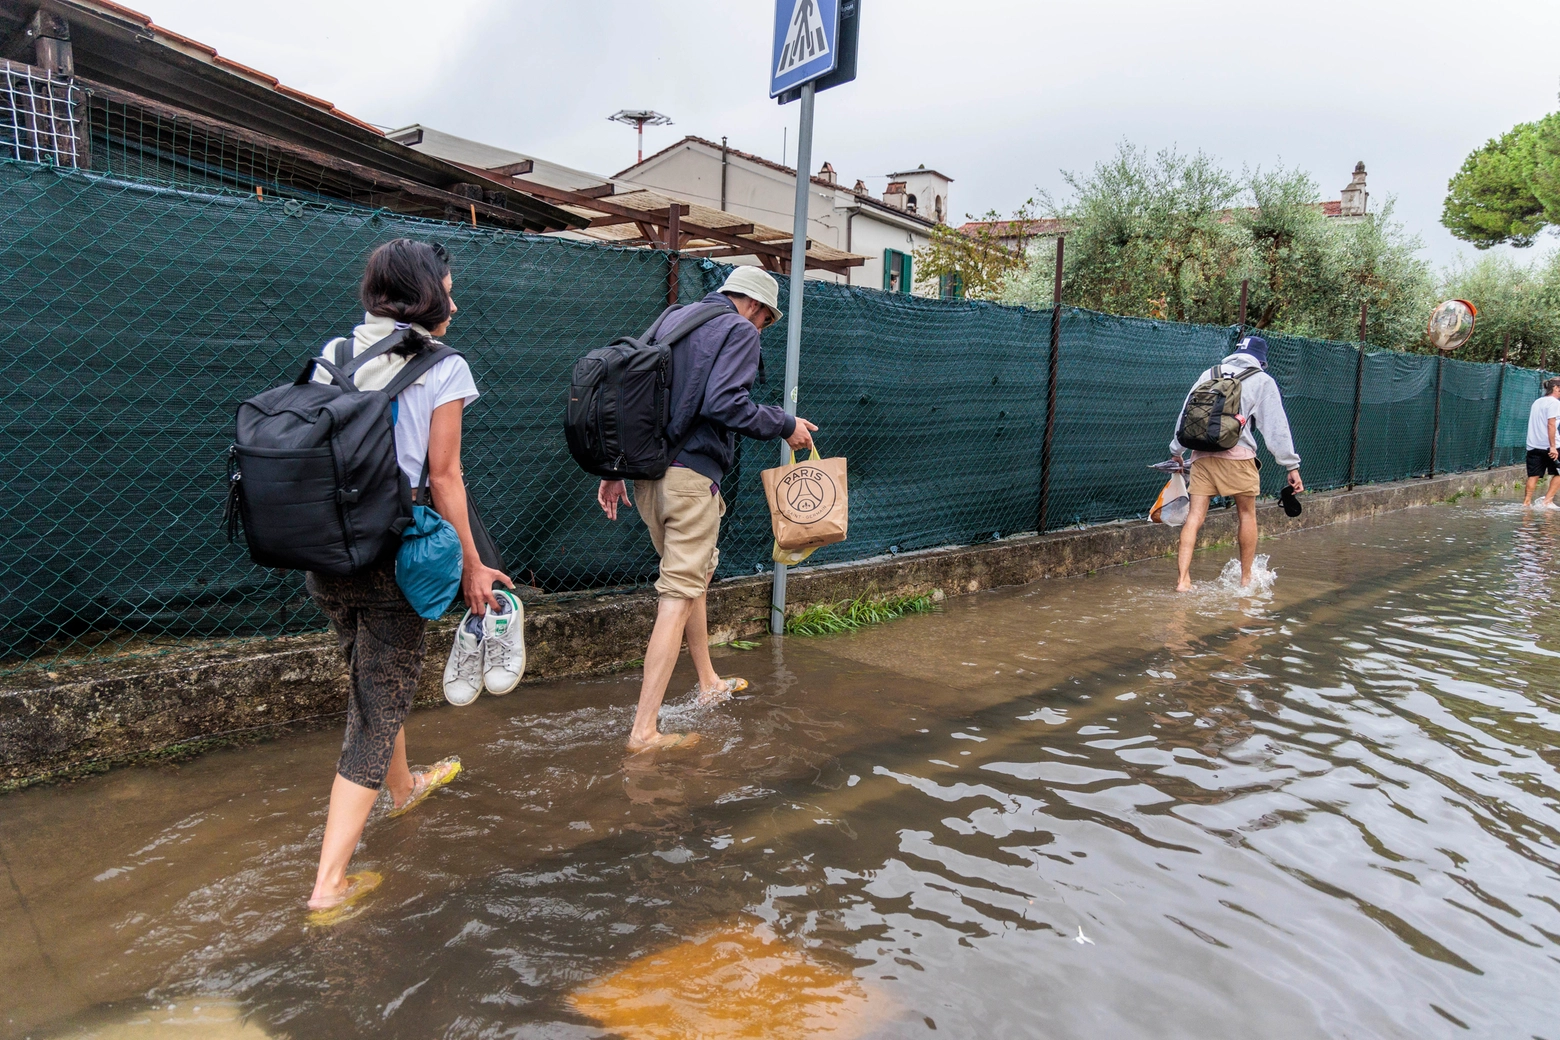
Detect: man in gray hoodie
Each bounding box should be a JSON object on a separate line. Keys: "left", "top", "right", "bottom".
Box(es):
{"left": 1170, "top": 335, "right": 1304, "bottom": 591}
{"left": 597, "top": 267, "right": 816, "bottom": 751}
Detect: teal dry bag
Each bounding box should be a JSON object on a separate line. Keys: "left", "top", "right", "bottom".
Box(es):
{"left": 397, "top": 504, "right": 462, "bottom": 619}
{"left": 396, "top": 460, "right": 463, "bottom": 619}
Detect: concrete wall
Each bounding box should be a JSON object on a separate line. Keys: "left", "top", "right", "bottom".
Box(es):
{"left": 0, "top": 468, "right": 1521, "bottom": 789}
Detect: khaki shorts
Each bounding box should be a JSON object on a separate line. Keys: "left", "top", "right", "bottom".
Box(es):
{"left": 1189, "top": 456, "right": 1261, "bottom": 498}
{"left": 636, "top": 466, "right": 725, "bottom": 600}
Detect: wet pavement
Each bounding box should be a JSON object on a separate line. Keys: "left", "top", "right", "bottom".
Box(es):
{"left": 3, "top": 499, "right": 1559, "bottom": 1039}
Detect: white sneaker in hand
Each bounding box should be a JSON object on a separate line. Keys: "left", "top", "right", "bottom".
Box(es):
{"left": 443, "top": 611, "right": 485, "bottom": 706}
{"left": 482, "top": 590, "right": 525, "bottom": 695}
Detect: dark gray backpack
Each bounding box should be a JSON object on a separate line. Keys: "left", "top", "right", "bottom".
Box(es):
{"left": 563, "top": 302, "right": 727, "bottom": 480}
{"left": 225, "top": 330, "right": 461, "bottom": 575}
{"left": 1176, "top": 364, "right": 1260, "bottom": 452}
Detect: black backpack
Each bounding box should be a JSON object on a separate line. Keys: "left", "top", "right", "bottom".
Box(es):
{"left": 1176, "top": 364, "right": 1260, "bottom": 452}
{"left": 564, "top": 302, "right": 727, "bottom": 480}
{"left": 225, "top": 330, "right": 461, "bottom": 575}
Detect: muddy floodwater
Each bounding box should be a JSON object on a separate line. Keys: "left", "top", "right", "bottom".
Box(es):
{"left": 4, "top": 500, "right": 1560, "bottom": 1039}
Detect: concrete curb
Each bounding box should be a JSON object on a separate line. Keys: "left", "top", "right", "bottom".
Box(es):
{"left": 0, "top": 467, "right": 1522, "bottom": 787}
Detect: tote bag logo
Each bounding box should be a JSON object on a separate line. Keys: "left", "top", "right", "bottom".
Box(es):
{"left": 777, "top": 465, "right": 837, "bottom": 524}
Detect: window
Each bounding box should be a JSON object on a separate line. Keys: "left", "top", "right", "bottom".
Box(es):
{"left": 939, "top": 272, "right": 963, "bottom": 299}
{"left": 883, "top": 249, "right": 912, "bottom": 294}
{"left": 905, "top": 193, "right": 918, "bottom": 214}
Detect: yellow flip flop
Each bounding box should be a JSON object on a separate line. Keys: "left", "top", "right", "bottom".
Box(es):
{"left": 696, "top": 677, "right": 748, "bottom": 706}
{"left": 387, "top": 756, "right": 462, "bottom": 819}
{"left": 306, "top": 870, "right": 382, "bottom": 927}
{"left": 628, "top": 731, "right": 703, "bottom": 755}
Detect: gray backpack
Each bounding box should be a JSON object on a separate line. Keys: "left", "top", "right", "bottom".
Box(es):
{"left": 225, "top": 330, "right": 460, "bottom": 575}
{"left": 1176, "top": 364, "right": 1259, "bottom": 452}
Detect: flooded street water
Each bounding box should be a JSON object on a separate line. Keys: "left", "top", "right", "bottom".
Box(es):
{"left": 4, "top": 499, "right": 1559, "bottom": 1039}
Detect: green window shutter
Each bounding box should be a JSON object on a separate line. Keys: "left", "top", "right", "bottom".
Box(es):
{"left": 883, "top": 249, "right": 912, "bottom": 294}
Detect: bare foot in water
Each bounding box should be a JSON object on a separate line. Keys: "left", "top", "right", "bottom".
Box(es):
{"left": 626, "top": 731, "right": 702, "bottom": 754}
{"left": 1175, "top": 578, "right": 1193, "bottom": 592}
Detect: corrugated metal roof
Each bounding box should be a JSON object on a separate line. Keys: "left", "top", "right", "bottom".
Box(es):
{"left": 4, "top": 0, "right": 583, "bottom": 232}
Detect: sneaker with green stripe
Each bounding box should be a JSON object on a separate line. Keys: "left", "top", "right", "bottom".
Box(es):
{"left": 482, "top": 589, "right": 525, "bottom": 695}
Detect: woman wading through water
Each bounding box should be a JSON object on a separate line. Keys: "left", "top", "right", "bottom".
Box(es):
{"left": 304, "top": 239, "right": 514, "bottom": 922}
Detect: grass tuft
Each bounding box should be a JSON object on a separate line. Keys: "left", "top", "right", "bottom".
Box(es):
{"left": 785, "top": 591, "right": 935, "bottom": 637}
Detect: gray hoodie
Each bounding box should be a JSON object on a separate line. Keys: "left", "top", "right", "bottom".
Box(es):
{"left": 1170, "top": 352, "right": 1301, "bottom": 470}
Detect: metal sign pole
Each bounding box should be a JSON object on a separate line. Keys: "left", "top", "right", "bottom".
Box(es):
{"left": 770, "top": 79, "right": 816, "bottom": 635}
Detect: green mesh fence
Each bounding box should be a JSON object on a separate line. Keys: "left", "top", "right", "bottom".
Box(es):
{"left": 0, "top": 160, "right": 1539, "bottom": 669}
{"left": 1495, "top": 365, "right": 1543, "bottom": 469}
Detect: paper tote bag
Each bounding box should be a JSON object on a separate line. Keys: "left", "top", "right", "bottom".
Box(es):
{"left": 761, "top": 448, "right": 848, "bottom": 560}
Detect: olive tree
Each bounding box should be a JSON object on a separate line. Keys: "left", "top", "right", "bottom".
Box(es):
{"left": 1002, "top": 144, "right": 1435, "bottom": 349}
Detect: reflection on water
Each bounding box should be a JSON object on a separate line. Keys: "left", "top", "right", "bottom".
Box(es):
{"left": 569, "top": 923, "right": 874, "bottom": 1039}
{"left": 4, "top": 500, "right": 1559, "bottom": 1039}
{"left": 56, "top": 1003, "right": 269, "bottom": 1040}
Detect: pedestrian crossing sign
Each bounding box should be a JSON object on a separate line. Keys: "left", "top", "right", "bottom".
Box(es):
{"left": 770, "top": 0, "right": 841, "bottom": 97}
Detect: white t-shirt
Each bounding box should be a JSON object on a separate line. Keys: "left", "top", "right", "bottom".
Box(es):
{"left": 1527, "top": 395, "right": 1560, "bottom": 451}
{"left": 315, "top": 333, "right": 479, "bottom": 484}
{"left": 389, "top": 355, "right": 479, "bottom": 486}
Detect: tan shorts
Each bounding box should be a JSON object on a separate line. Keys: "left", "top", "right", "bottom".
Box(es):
{"left": 635, "top": 466, "right": 725, "bottom": 600}
{"left": 1189, "top": 456, "right": 1261, "bottom": 498}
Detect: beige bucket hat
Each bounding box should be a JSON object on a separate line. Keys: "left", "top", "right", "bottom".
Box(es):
{"left": 719, "top": 266, "right": 783, "bottom": 321}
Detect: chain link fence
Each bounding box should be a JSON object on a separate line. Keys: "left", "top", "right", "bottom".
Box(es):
{"left": 0, "top": 160, "right": 1542, "bottom": 670}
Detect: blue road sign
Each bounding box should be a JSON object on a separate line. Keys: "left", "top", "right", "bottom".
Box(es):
{"left": 770, "top": 0, "right": 840, "bottom": 98}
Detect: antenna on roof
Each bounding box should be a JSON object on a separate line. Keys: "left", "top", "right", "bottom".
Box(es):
{"left": 607, "top": 110, "right": 672, "bottom": 164}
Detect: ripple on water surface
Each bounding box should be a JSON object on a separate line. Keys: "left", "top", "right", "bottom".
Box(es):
{"left": 3, "top": 500, "right": 1559, "bottom": 1039}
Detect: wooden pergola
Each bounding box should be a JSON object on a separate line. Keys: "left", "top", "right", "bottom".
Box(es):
{"left": 455, "top": 162, "right": 867, "bottom": 304}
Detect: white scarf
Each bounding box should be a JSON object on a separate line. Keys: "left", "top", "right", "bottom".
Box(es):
{"left": 317, "top": 312, "right": 440, "bottom": 390}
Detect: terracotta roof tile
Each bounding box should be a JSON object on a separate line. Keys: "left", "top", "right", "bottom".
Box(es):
{"left": 958, "top": 218, "right": 1069, "bottom": 237}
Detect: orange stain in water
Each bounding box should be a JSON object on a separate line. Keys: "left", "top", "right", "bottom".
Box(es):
{"left": 568, "top": 925, "right": 876, "bottom": 1039}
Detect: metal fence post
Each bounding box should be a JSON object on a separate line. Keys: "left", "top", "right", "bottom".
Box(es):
{"left": 665, "top": 203, "right": 680, "bottom": 306}
{"left": 1428, "top": 354, "right": 1444, "bottom": 477}
{"left": 1487, "top": 334, "right": 1508, "bottom": 468}
{"left": 1036, "top": 236, "right": 1064, "bottom": 534}
{"left": 1346, "top": 301, "right": 1366, "bottom": 488}
{"left": 769, "top": 79, "right": 815, "bottom": 635}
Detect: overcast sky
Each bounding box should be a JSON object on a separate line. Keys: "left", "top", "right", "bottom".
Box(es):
{"left": 135, "top": 0, "right": 1560, "bottom": 270}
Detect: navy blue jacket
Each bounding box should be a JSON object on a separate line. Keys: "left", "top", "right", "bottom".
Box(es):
{"left": 653, "top": 292, "right": 795, "bottom": 483}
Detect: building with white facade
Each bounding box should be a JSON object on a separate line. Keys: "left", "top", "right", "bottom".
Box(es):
{"left": 386, "top": 124, "right": 865, "bottom": 280}
{"left": 616, "top": 136, "right": 950, "bottom": 295}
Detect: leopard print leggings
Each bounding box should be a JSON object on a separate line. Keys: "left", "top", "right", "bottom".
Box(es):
{"left": 306, "top": 559, "right": 428, "bottom": 788}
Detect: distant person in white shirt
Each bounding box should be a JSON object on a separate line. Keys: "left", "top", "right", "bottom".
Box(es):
{"left": 1522, "top": 378, "right": 1560, "bottom": 507}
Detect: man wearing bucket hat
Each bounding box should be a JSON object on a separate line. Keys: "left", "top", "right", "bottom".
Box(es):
{"left": 597, "top": 266, "right": 817, "bottom": 751}
{"left": 1170, "top": 334, "right": 1304, "bottom": 592}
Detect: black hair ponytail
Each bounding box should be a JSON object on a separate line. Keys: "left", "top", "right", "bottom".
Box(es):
{"left": 360, "top": 239, "right": 452, "bottom": 357}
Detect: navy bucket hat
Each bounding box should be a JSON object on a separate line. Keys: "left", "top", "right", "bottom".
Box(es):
{"left": 1236, "top": 334, "right": 1269, "bottom": 368}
